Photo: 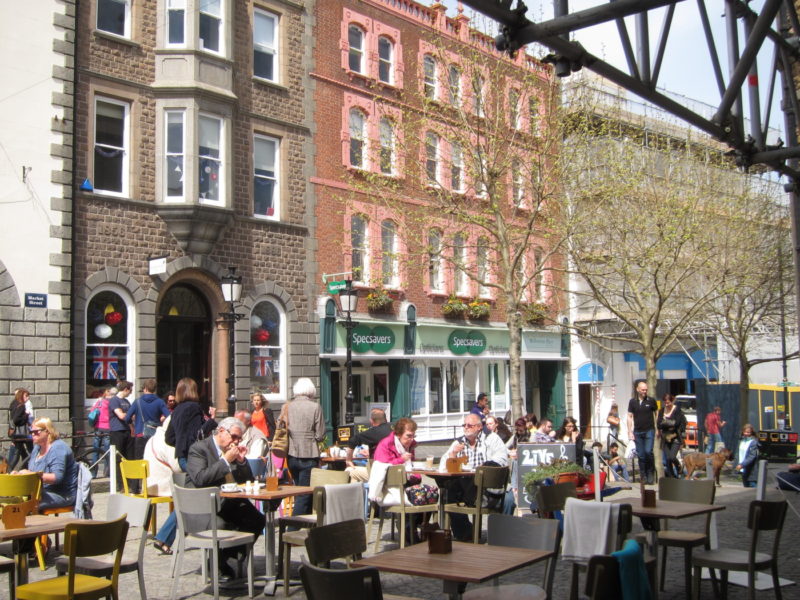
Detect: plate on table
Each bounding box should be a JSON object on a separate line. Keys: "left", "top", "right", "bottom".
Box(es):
{"left": 220, "top": 483, "right": 239, "bottom": 493}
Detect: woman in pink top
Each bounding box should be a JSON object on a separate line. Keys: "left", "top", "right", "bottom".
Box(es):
{"left": 90, "top": 386, "right": 114, "bottom": 477}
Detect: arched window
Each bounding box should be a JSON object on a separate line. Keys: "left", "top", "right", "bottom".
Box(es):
{"left": 425, "top": 131, "right": 439, "bottom": 184}
{"left": 348, "top": 24, "right": 365, "bottom": 73}
{"left": 378, "top": 36, "right": 394, "bottom": 84}
{"left": 423, "top": 55, "right": 437, "bottom": 99}
{"left": 249, "top": 299, "right": 285, "bottom": 398}
{"left": 450, "top": 141, "right": 463, "bottom": 192}
{"left": 381, "top": 220, "right": 399, "bottom": 287}
{"left": 351, "top": 214, "right": 369, "bottom": 282}
{"left": 428, "top": 229, "right": 444, "bottom": 292}
{"left": 349, "top": 108, "right": 366, "bottom": 169}
{"left": 379, "top": 118, "right": 394, "bottom": 175}
{"left": 448, "top": 65, "right": 461, "bottom": 106}
{"left": 85, "top": 288, "right": 133, "bottom": 400}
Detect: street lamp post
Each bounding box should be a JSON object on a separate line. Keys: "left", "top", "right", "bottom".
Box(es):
{"left": 220, "top": 266, "right": 244, "bottom": 416}
{"left": 339, "top": 280, "right": 359, "bottom": 424}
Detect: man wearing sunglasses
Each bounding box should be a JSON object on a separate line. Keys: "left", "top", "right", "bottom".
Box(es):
{"left": 185, "top": 416, "right": 263, "bottom": 581}
{"left": 437, "top": 413, "right": 509, "bottom": 541}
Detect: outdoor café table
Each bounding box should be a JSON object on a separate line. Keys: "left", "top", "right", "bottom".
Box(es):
{"left": 0, "top": 513, "right": 80, "bottom": 584}
{"left": 353, "top": 540, "right": 553, "bottom": 600}
{"left": 412, "top": 470, "right": 475, "bottom": 525}
{"left": 221, "top": 484, "right": 313, "bottom": 596}
{"left": 320, "top": 456, "right": 348, "bottom": 470}
{"left": 610, "top": 496, "right": 725, "bottom": 597}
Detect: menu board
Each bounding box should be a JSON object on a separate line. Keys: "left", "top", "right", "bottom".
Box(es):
{"left": 514, "top": 442, "right": 576, "bottom": 507}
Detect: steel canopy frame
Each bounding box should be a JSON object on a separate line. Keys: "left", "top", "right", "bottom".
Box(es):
{"left": 461, "top": 0, "right": 800, "bottom": 342}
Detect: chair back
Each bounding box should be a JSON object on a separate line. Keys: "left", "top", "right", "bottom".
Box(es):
{"left": 63, "top": 515, "right": 129, "bottom": 595}
{"left": 474, "top": 465, "right": 509, "bottom": 494}
{"left": 535, "top": 481, "right": 577, "bottom": 516}
{"left": 658, "top": 477, "right": 715, "bottom": 504}
{"left": 2, "top": 498, "right": 39, "bottom": 528}
{"left": 584, "top": 555, "right": 622, "bottom": 600}
{"left": 310, "top": 468, "right": 349, "bottom": 486}
{"left": 120, "top": 460, "right": 149, "bottom": 497}
{"left": 172, "top": 484, "right": 218, "bottom": 536}
{"left": 171, "top": 471, "right": 188, "bottom": 487}
{"left": 316, "top": 483, "right": 364, "bottom": 526}
{"left": 384, "top": 464, "right": 407, "bottom": 488}
{"left": 305, "top": 518, "right": 367, "bottom": 566}
{"left": 748, "top": 499, "right": 787, "bottom": 559}
{"left": 299, "top": 562, "right": 383, "bottom": 600}
{"left": 107, "top": 494, "right": 153, "bottom": 569}
{"left": 487, "top": 514, "right": 561, "bottom": 597}
{"left": 0, "top": 472, "right": 42, "bottom": 500}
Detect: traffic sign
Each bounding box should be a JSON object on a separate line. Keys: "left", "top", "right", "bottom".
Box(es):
{"left": 327, "top": 280, "right": 346, "bottom": 294}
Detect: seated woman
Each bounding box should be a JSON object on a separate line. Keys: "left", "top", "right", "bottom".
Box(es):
{"left": 556, "top": 416, "right": 588, "bottom": 466}
{"left": 19, "top": 418, "right": 78, "bottom": 510}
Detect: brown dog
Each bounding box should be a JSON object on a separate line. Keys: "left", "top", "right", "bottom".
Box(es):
{"left": 683, "top": 448, "right": 733, "bottom": 485}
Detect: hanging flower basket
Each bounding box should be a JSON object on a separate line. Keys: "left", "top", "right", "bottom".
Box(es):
{"left": 442, "top": 295, "right": 469, "bottom": 317}
{"left": 522, "top": 301, "right": 549, "bottom": 325}
{"left": 366, "top": 288, "right": 394, "bottom": 312}
{"left": 467, "top": 299, "right": 491, "bottom": 320}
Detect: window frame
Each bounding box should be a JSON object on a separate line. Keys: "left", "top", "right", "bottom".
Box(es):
{"left": 447, "top": 64, "right": 461, "bottom": 106}
{"left": 476, "top": 236, "right": 491, "bottom": 298}
{"left": 164, "top": 108, "right": 185, "bottom": 202}
{"left": 166, "top": 0, "right": 186, "bottom": 46}
{"left": 381, "top": 220, "right": 399, "bottom": 288}
{"left": 472, "top": 74, "right": 485, "bottom": 117}
{"left": 249, "top": 297, "right": 287, "bottom": 401}
{"left": 198, "top": 113, "right": 224, "bottom": 205}
{"left": 84, "top": 286, "right": 135, "bottom": 401}
{"left": 253, "top": 8, "right": 279, "bottom": 83}
{"left": 453, "top": 233, "right": 469, "bottom": 296}
{"left": 378, "top": 117, "right": 395, "bottom": 176}
{"left": 351, "top": 214, "right": 370, "bottom": 283}
{"left": 198, "top": 0, "right": 223, "bottom": 54}
{"left": 96, "top": 0, "right": 131, "bottom": 38}
{"left": 93, "top": 96, "right": 130, "bottom": 197}
{"left": 512, "top": 159, "right": 524, "bottom": 207}
{"left": 509, "top": 88, "right": 521, "bottom": 129}
{"left": 348, "top": 24, "right": 365, "bottom": 74}
{"left": 253, "top": 133, "right": 280, "bottom": 220}
{"left": 428, "top": 229, "right": 445, "bottom": 294}
{"left": 377, "top": 35, "right": 394, "bottom": 85}
{"left": 349, "top": 108, "right": 367, "bottom": 170}
{"left": 423, "top": 55, "right": 438, "bottom": 100}
{"left": 425, "top": 131, "right": 439, "bottom": 185}
{"left": 450, "top": 140, "right": 464, "bottom": 193}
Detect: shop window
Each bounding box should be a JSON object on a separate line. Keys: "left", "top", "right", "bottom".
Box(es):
{"left": 85, "top": 289, "right": 131, "bottom": 400}
{"left": 378, "top": 36, "right": 393, "bottom": 84}
{"left": 423, "top": 55, "right": 437, "bottom": 100}
{"left": 349, "top": 108, "right": 367, "bottom": 169}
{"left": 447, "top": 362, "right": 461, "bottom": 413}
{"left": 167, "top": 0, "right": 185, "bottom": 45}
{"left": 94, "top": 97, "right": 129, "bottom": 196}
{"left": 448, "top": 64, "right": 461, "bottom": 106}
{"left": 429, "top": 365, "right": 443, "bottom": 414}
{"left": 410, "top": 362, "right": 426, "bottom": 415}
{"left": 463, "top": 361, "right": 477, "bottom": 409}
{"left": 198, "top": 114, "right": 223, "bottom": 203}
{"left": 351, "top": 214, "right": 369, "bottom": 283}
{"left": 381, "top": 220, "right": 399, "bottom": 288}
{"left": 489, "top": 362, "right": 508, "bottom": 413}
{"left": 199, "top": 0, "right": 222, "bottom": 53}
{"left": 97, "top": 0, "right": 130, "bottom": 38}
{"left": 254, "top": 134, "right": 279, "bottom": 219}
{"left": 165, "top": 109, "right": 185, "bottom": 200}
{"left": 254, "top": 9, "right": 278, "bottom": 82}
{"left": 249, "top": 299, "right": 285, "bottom": 398}
{"left": 348, "top": 24, "right": 365, "bottom": 73}
{"left": 379, "top": 117, "right": 394, "bottom": 175}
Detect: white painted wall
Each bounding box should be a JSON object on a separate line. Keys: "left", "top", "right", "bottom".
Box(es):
{"left": 0, "top": 2, "right": 67, "bottom": 309}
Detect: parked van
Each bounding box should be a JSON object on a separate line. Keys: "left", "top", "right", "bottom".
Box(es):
{"left": 675, "top": 395, "right": 698, "bottom": 448}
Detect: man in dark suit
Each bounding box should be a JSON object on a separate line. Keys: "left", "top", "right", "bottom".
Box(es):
{"left": 186, "top": 416, "right": 264, "bottom": 580}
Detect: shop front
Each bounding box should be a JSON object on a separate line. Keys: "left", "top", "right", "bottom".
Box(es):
{"left": 318, "top": 301, "right": 567, "bottom": 442}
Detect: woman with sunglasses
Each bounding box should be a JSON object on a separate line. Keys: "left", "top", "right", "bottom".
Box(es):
{"left": 19, "top": 418, "right": 78, "bottom": 510}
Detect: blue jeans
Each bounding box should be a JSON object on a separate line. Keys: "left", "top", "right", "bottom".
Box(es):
{"left": 92, "top": 431, "right": 111, "bottom": 477}
{"left": 633, "top": 429, "right": 655, "bottom": 481}
{"left": 154, "top": 458, "right": 188, "bottom": 548}
{"left": 287, "top": 456, "right": 318, "bottom": 515}
{"left": 612, "top": 463, "right": 630, "bottom": 482}
{"left": 705, "top": 433, "right": 723, "bottom": 454}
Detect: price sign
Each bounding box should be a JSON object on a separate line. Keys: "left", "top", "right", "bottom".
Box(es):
{"left": 515, "top": 442, "right": 576, "bottom": 507}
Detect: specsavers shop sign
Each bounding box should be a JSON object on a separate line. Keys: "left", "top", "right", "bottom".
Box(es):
{"left": 352, "top": 325, "right": 395, "bottom": 354}
{"left": 447, "top": 330, "right": 487, "bottom": 355}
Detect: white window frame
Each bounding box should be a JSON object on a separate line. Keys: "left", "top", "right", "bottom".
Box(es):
{"left": 423, "top": 55, "right": 437, "bottom": 100}
{"left": 97, "top": 0, "right": 130, "bottom": 38}
{"left": 167, "top": 0, "right": 186, "bottom": 46}
{"left": 199, "top": 0, "right": 223, "bottom": 54}
{"left": 476, "top": 237, "right": 491, "bottom": 298}
{"left": 85, "top": 285, "right": 135, "bottom": 401}
{"left": 93, "top": 96, "right": 130, "bottom": 197}
{"left": 198, "top": 114, "right": 224, "bottom": 205}
{"left": 351, "top": 214, "right": 370, "bottom": 283}
{"left": 164, "top": 109, "right": 185, "bottom": 202}
{"left": 448, "top": 64, "right": 461, "bottom": 106}
{"left": 378, "top": 35, "right": 394, "bottom": 85}
{"left": 253, "top": 134, "right": 279, "bottom": 220}
{"left": 509, "top": 89, "right": 520, "bottom": 129}
{"left": 453, "top": 233, "right": 469, "bottom": 296}
{"left": 254, "top": 9, "right": 278, "bottom": 82}
{"left": 379, "top": 117, "right": 394, "bottom": 176}
{"left": 349, "top": 108, "right": 367, "bottom": 170}
{"left": 425, "top": 131, "right": 439, "bottom": 185}
{"left": 381, "top": 220, "right": 399, "bottom": 288}
{"left": 348, "top": 24, "right": 365, "bottom": 74}
{"left": 512, "top": 159, "right": 524, "bottom": 207}
{"left": 450, "top": 140, "right": 464, "bottom": 192}
{"left": 249, "top": 297, "right": 287, "bottom": 402}
{"left": 472, "top": 74, "right": 485, "bottom": 117}
{"left": 428, "top": 229, "right": 444, "bottom": 293}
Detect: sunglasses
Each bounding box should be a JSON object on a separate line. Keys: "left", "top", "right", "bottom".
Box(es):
{"left": 462, "top": 423, "right": 481, "bottom": 429}
{"left": 30, "top": 429, "right": 43, "bottom": 435}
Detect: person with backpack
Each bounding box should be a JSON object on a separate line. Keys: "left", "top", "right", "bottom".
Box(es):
{"left": 125, "top": 378, "right": 170, "bottom": 461}
{"left": 88, "top": 386, "right": 114, "bottom": 478}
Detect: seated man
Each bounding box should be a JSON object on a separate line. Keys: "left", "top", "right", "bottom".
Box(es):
{"left": 186, "top": 416, "right": 264, "bottom": 580}
{"left": 604, "top": 442, "right": 630, "bottom": 482}
{"left": 345, "top": 408, "right": 392, "bottom": 482}
{"left": 776, "top": 459, "right": 800, "bottom": 491}
{"left": 532, "top": 418, "right": 554, "bottom": 443}
{"left": 438, "top": 413, "right": 508, "bottom": 541}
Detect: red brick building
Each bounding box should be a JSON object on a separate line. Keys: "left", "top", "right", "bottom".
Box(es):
{"left": 71, "top": 1, "right": 318, "bottom": 422}
{"left": 312, "top": 1, "right": 567, "bottom": 439}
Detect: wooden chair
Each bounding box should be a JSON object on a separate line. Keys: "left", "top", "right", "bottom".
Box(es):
{"left": 170, "top": 484, "right": 255, "bottom": 600}
{"left": 534, "top": 481, "right": 577, "bottom": 518}
{"left": 0, "top": 499, "right": 39, "bottom": 600}
{"left": 368, "top": 464, "right": 438, "bottom": 552}
{"left": 0, "top": 473, "right": 46, "bottom": 570}
{"left": 54, "top": 494, "right": 152, "bottom": 600}
{"left": 304, "top": 518, "right": 366, "bottom": 567}
{"left": 300, "top": 562, "right": 383, "bottom": 600}
{"left": 584, "top": 555, "right": 622, "bottom": 600}
{"left": 462, "top": 514, "right": 561, "bottom": 600}
{"left": 655, "top": 478, "right": 715, "bottom": 596}
{"left": 691, "top": 499, "right": 787, "bottom": 600}
{"left": 443, "top": 465, "right": 509, "bottom": 544}
{"left": 15, "top": 515, "right": 129, "bottom": 600}
{"left": 120, "top": 459, "right": 173, "bottom": 535}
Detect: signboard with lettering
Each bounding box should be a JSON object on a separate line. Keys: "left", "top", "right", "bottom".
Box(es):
{"left": 514, "top": 442, "right": 577, "bottom": 507}
{"left": 326, "top": 280, "right": 346, "bottom": 294}
{"left": 352, "top": 325, "right": 395, "bottom": 353}
{"left": 447, "top": 330, "right": 487, "bottom": 355}
{"left": 24, "top": 293, "right": 47, "bottom": 308}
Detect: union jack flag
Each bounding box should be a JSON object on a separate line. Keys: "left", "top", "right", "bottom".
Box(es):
{"left": 92, "top": 346, "right": 119, "bottom": 380}
{"left": 253, "top": 352, "right": 273, "bottom": 378}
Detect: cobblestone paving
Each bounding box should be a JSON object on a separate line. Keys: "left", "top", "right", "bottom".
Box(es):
{"left": 7, "top": 465, "right": 800, "bottom": 599}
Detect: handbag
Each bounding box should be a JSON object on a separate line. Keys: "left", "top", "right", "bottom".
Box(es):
{"left": 271, "top": 405, "right": 289, "bottom": 458}
{"left": 404, "top": 483, "right": 439, "bottom": 506}
{"left": 87, "top": 407, "right": 101, "bottom": 428}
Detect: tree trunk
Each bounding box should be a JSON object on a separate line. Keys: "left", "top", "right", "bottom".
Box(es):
{"left": 738, "top": 355, "right": 751, "bottom": 431}
{"left": 508, "top": 308, "right": 524, "bottom": 423}
{"left": 644, "top": 354, "right": 664, "bottom": 480}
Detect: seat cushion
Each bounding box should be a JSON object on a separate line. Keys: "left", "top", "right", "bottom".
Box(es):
{"left": 55, "top": 554, "right": 139, "bottom": 575}
{"left": 283, "top": 529, "right": 310, "bottom": 547}
{"left": 17, "top": 573, "right": 112, "bottom": 598}
{"left": 693, "top": 548, "right": 774, "bottom": 570}
{"left": 463, "top": 583, "right": 546, "bottom": 600}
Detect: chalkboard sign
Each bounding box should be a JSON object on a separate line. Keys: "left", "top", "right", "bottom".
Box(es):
{"left": 514, "top": 442, "right": 577, "bottom": 507}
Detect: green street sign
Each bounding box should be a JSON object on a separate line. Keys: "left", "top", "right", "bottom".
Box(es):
{"left": 352, "top": 325, "right": 395, "bottom": 354}
{"left": 327, "top": 280, "right": 346, "bottom": 294}
{"left": 447, "top": 330, "right": 487, "bottom": 356}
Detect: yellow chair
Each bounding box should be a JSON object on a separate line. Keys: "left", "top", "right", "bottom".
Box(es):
{"left": 0, "top": 473, "right": 47, "bottom": 570}
{"left": 120, "top": 459, "right": 173, "bottom": 535}
{"left": 16, "top": 514, "right": 129, "bottom": 600}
